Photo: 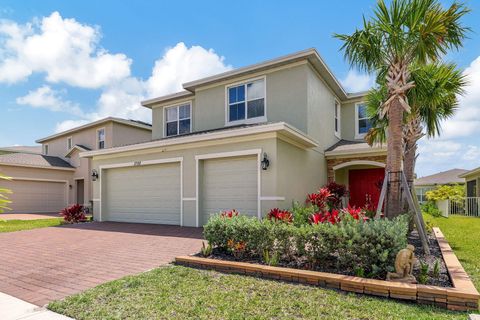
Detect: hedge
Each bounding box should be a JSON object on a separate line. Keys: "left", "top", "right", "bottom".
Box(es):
{"left": 204, "top": 215, "right": 409, "bottom": 278}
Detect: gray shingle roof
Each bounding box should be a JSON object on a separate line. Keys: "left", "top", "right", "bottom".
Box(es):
{"left": 414, "top": 168, "right": 468, "bottom": 186}
{"left": 0, "top": 153, "right": 73, "bottom": 169}
{"left": 0, "top": 145, "right": 42, "bottom": 154}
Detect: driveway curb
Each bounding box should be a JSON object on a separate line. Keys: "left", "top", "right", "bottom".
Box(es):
{"left": 0, "top": 292, "right": 73, "bottom": 320}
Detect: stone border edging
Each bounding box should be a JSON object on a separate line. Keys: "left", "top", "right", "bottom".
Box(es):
{"left": 175, "top": 227, "right": 479, "bottom": 311}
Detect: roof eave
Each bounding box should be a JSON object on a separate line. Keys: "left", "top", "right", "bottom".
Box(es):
{"left": 459, "top": 167, "right": 480, "bottom": 178}
{"left": 325, "top": 147, "right": 387, "bottom": 158}
{"left": 0, "top": 162, "right": 75, "bottom": 171}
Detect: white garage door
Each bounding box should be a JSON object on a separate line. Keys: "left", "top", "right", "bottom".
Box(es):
{"left": 201, "top": 155, "right": 258, "bottom": 224}
{"left": 3, "top": 179, "right": 66, "bottom": 213}
{"left": 103, "top": 162, "right": 181, "bottom": 225}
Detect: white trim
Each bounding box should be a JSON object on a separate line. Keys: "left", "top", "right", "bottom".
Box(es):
{"left": 92, "top": 199, "right": 100, "bottom": 202}
{"left": 0, "top": 162, "right": 75, "bottom": 171}
{"left": 260, "top": 196, "right": 285, "bottom": 201}
{"left": 98, "top": 157, "right": 184, "bottom": 226}
{"left": 355, "top": 101, "right": 370, "bottom": 140}
{"left": 332, "top": 160, "right": 386, "bottom": 171}
{"left": 73, "top": 177, "right": 85, "bottom": 180}
{"left": 334, "top": 99, "right": 341, "bottom": 139}
{"left": 164, "top": 100, "right": 192, "bottom": 138}
{"left": 96, "top": 127, "right": 106, "bottom": 150}
{"left": 9, "top": 177, "right": 69, "bottom": 208}
{"left": 195, "top": 149, "right": 262, "bottom": 227}
{"left": 182, "top": 197, "right": 197, "bottom": 201}
{"left": 81, "top": 122, "right": 318, "bottom": 158}
{"left": 225, "top": 75, "right": 267, "bottom": 126}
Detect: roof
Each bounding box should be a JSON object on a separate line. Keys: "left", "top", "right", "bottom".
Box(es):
{"left": 65, "top": 144, "right": 91, "bottom": 158}
{"left": 0, "top": 146, "right": 42, "bottom": 154}
{"left": 325, "top": 139, "right": 387, "bottom": 157}
{"left": 414, "top": 169, "right": 468, "bottom": 186}
{"left": 36, "top": 117, "right": 152, "bottom": 143}
{"left": 80, "top": 122, "right": 319, "bottom": 158}
{"left": 459, "top": 166, "right": 480, "bottom": 179}
{"left": 0, "top": 153, "right": 74, "bottom": 170}
{"left": 142, "top": 48, "right": 367, "bottom": 108}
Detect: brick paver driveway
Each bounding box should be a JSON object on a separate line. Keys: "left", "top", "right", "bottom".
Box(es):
{"left": 0, "top": 222, "right": 203, "bottom": 306}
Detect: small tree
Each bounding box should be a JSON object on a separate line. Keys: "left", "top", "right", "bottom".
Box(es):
{"left": 426, "top": 184, "right": 465, "bottom": 203}
{"left": 0, "top": 174, "right": 12, "bottom": 213}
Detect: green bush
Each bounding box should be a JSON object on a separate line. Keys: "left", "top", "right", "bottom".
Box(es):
{"left": 204, "top": 214, "right": 408, "bottom": 278}
{"left": 425, "top": 184, "right": 465, "bottom": 203}
{"left": 421, "top": 201, "right": 442, "bottom": 217}
{"left": 290, "top": 201, "right": 316, "bottom": 226}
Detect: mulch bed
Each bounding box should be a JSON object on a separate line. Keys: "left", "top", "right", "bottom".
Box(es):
{"left": 199, "top": 229, "right": 453, "bottom": 288}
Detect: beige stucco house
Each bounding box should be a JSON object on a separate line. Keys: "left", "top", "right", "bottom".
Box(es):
{"left": 0, "top": 118, "right": 152, "bottom": 213}
{"left": 459, "top": 167, "right": 480, "bottom": 198}
{"left": 414, "top": 168, "right": 468, "bottom": 204}
{"left": 81, "top": 48, "right": 387, "bottom": 227}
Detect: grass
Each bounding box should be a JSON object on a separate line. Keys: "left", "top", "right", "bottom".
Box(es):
{"left": 49, "top": 265, "right": 469, "bottom": 320}
{"left": 0, "top": 218, "right": 63, "bottom": 233}
{"left": 47, "top": 215, "right": 480, "bottom": 319}
{"left": 424, "top": 214, "right": 480, "bottom": 289}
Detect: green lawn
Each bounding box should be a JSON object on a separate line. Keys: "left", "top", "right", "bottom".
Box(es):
{"left": 0, "top": 218, "right": 63, "bottom": 233}
{"left": 48, "top": 214, "right": 480, "bottom": 320}
{"left": 424, "top": 214, "right": 480, "bottom": 289}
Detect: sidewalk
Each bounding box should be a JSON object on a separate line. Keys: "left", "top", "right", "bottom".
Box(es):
{"left": 0, "top": 292, "right": 73, "bottom": 320}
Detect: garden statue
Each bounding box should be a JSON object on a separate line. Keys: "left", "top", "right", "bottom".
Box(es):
{"left": 386, "top": 244, "right": 417, "bottom": 283}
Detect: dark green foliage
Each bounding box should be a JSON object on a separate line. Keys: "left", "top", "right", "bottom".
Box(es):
{"left": 421, "top": 201, "right": 442, "bottom": 217}
{"left": 418, "top": 262, "right": 429, "bottom": 284}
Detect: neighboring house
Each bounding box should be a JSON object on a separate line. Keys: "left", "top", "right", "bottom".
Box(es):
{"left": 81, "top": 48, "right": 387, "bottom": 227}
{"left": 0, "top": 118, "right": 152, "bottom": 214}
{"left": 0, "top": 146, "right": 42, "bottom": 155}
{"left": 459, "top": 167, "right": 480, "bottom": 198}
{"left": 414, "top": 168, "right": 468, "bottom": 204}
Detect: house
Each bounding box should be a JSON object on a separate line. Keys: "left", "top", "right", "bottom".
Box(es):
{"left": 0, "top": 118, "right": 152, "bottom": 214}
{"left": 80, "top": 48, "right": 387, "bottom": 227}
{"left": 459, "top": 167, "right": 480, "bottom": 198}
{"left": 414, "top": 168, "right": 468, "bottom": 204}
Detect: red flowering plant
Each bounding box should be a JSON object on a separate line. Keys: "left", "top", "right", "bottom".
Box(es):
{"left": 267, "top": 208, "right": 293, "bottom": 223}
{"left": 324, "top": 181, "right": 347, "bottom": 209}
{"left": 220, "top": 209, "right": 239, "bottom": 218}
{"left": 306, "top": 187, "right": 331, "bottom": 211}
{"left": 342, "top": 205, "right": 369, "bottom": 222}
{"left": 60, "top": 204, "right": 87, "bottom": 223}
{"left": 309, "top": 209, "right": 340, "bottom": 225}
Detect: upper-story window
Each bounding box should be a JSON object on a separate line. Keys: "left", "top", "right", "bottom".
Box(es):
{"left": 334, "top": 100, "right": 341, "bottom": 138}
{"left": 165, "top": 103, "right": 191, "bottom": 137}
{"left": 43, "top": 144, "right": 49, "bottom": 155}
{"left": 355, "top": 102, "right": 372, "bottom": 139}
{"left": 97, "top": 128, "right": 105, "bottom": 149}
{"left": 67, "top": 137, "right": 72, "bottom": 150}
{"left": 227, "top": 78, "right": 266, "bottom": 125}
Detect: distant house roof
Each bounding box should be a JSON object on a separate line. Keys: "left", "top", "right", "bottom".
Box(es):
{"left": 0, "top": 146, "right": 42, "bottom": 154}
{"left": 414, "top": 168, "right": 468, "bottom": 186}
{"left": 0, "top": 153, "right": 74, "bottom": 170}
{"left": 36, "top": 117, "right": 152, "bottom": 143}
{"left": 459, "top": 166, "right": 480, "bottom": 179}
{"left": 325, "top": 139, "right": 386, "bottom": 157}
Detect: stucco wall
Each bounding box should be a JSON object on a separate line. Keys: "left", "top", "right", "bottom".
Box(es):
{"left": 112, "top": 123, "right": 152, "bottom": 147}
{"left": 341, "top": 97, "right": 366, "bottom": 141}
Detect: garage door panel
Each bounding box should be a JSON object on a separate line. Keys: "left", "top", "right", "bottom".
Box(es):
{"left": 104, "top": 162, "right": 181, "bottom": 225}
{"left": 2, "top": 180, "right": 66, "bottom": 213}
{"left": 201, "top": 156, "right": 258, "bottom": 224}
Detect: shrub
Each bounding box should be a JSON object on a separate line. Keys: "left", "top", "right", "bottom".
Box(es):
{"left": 425, "top": 184, "right": 465, "bottom": 203}
{"left": 291, "top": 201, "right": 316, "bottom": 226}
{"left": 421, "top": 201, "right": 442, "bottom": 217}
{"left": 324, "top": 181, "right": 347, "bottom": 209}
{"left": 60, "top": 204, "right": 87, "bottom": 223}
{"left": 204, "top": 213, "right": 408, "bottom": 278}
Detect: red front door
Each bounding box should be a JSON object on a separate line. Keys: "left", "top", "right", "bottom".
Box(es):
{"left": 348, "top": 168, "right": 385, "bottom": 209}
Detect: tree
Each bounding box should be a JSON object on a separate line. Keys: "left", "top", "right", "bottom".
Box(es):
{"left": 335, "top": 0, "right": 469, "bottom": 218}
{"left": 0, "top": 174, "right": 12, "bottom": 213}
{"left": 365, "top": 62, "right": 466, "bottom": 185}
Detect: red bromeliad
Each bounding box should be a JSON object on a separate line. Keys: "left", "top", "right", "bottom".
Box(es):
{"left": 267, "top": 208, "right": 293, "bottom": 223}
{"left": 306, "top": 187, "right": 331, "bottom": 210}
{"left": 221, "top": 209, "right": 239, "bottom": 218}
{"left": 309, "top": 209, "right": 340, "bottom": 225}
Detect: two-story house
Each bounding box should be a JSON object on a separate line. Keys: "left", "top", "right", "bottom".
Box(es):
{"left": 0, "top": 117, "right": 152, "bottom": 214}
{"left": 81, "top": 48, "right": 387, "bottom": 227}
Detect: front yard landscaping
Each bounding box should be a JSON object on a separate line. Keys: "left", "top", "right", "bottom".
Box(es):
{"left": 49, "top": 265, "right": 469, "bottom": 320}
{"left": 0, "top": 217, "right": 63, "bottom": 233}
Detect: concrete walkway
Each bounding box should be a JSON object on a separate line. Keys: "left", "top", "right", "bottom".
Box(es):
{"left": 0, "top": 292, "right": 72, "bottom": 320}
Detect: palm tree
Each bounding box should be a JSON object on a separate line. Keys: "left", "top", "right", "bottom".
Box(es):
{"left": 335, "top": 0, "right": 469, "bottom": 218}
{"left": 0, "top": 174, "right": 12, "bottom": 213}
{"left": 365, "top": 63, "right": 466, "bottom": 185}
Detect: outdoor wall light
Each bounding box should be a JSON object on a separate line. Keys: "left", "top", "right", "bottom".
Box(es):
{"left": 261, "top": 152, "right": 270, "bottom": 170}
{"left": 91, "top": 169, "right": 99, "bottom": 181}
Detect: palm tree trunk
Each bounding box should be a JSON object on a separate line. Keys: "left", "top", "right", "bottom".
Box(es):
{"left": 404, "top": 140, "right": 416, "bottom": 184}
{"left": 386, "top": 96, "right": 404, "bottom": 218}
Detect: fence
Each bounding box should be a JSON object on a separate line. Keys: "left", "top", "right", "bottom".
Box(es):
{"left": 447, "top": 197, "right": 480, "bottom": 217}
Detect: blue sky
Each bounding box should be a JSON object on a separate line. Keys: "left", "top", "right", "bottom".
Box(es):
{"left": 0, "top": 0, "right": 479, "bottom": 177}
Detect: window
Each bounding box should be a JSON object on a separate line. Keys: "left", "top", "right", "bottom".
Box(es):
{"left": 67, "top": 137, "right": 72, "bottom": 150}
{"left": 356, "top": 102, "right": 372, "bottom": 138}
{"left": 97, "top": 128, "right": 105, "bottom": 149}
{"left": 416, "top": 187, "right": 434, "bottom": 204}
{"left": 43, "top": 144, "right": 48, "bottom": 155}
{"left": 227, "top": 78, "right": 265, "bottom": 124}
{"left": 165, "top": 103, "right": 191, "bottom": 137}
{"left": 334, "top": 100, "right": 341, "bottom": 137}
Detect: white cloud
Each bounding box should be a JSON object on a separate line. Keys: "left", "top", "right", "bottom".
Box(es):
{"left": 463, "top": 145, "right": 480, "bottom": 161}
{"left": 0, "top": 12, "right": 131, "bottom": 88}
{"left": 16, "top": 85, "right": 83, "bottom": 116}
{"left": 55, "top": 119, "right": 90, "bottom": 133}
{"left": 340, "top": 69, "right": 374, "bottom": 92}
